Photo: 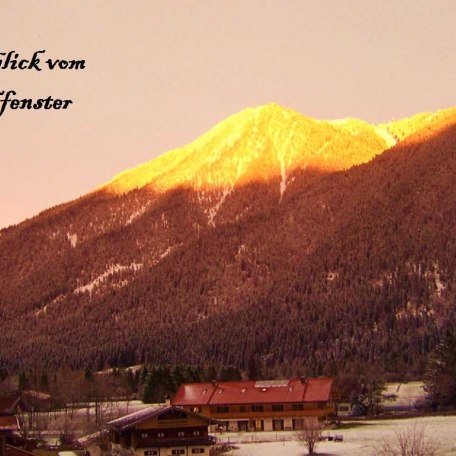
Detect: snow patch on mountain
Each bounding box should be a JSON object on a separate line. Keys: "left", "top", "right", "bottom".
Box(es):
{"left": 152, "top": 244, "right": 182, "bottom": 265}
{"left": 375, "top": 126, "right": 398, "bottom": 148}
{"left": 49, "top": 230, "right": 60, "bottom": 240}
{"left": 67, "top": 232, "right": 78, "bottom": 248}
{"left": 34, "top": 294, "right": 66, "bottom": 317}
{"left": 74, "top": 262, "right": 143, "bottom": 296}
{"left": 207, "top": 188, "right": 232, "bottom": 227}
{"left": 126, "top": 204, "right": 150, "bottom": 225}
{"left": 430, "top": 261, "right": 445, "bottom": 297}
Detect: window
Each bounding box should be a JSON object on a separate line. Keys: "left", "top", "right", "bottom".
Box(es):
{"left": 251, "top": 405, "right": 263, "bottom": 412}
{"left": 292, "top": 403, "right": 304, "bottom": 411}
{"left": 191, "top": 450, "right": 205, "bottom": 454}
{"left": 292, "top": 419, "right": 304, "bottom": 431}
{"left": 157, "top": 432, "right": 164, "bottom": 438}
{"left": 141, "top": 433, "right": 148, "bottom": 439}
{"left": 272, "top": 404, "right": 283, "bottom": 411}
{"left": 272, "top": 419, "right": 284, "bottom": 431}
{"left": 216, "top": 406, "right": 229, "bottom": 413}
{"left": 171, "top": 450, "right": 185, "bottom": 455}
{"left": 239, "top": 405, "right": 246, "bottom": 412}
{"left": 177, "top": 431, "right": 185, "bottom": 437}
{"left": 144, "top": 451, "right": 158, "bottom": 456}
{"left": 193, "top": 430, "right": 200, "bottom": 436}
{"left": 192, "top": 406, "right": 202, "bottom": 413}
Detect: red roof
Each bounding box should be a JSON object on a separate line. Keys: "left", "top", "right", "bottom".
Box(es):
{"left": 172, "top": 378, "right": 334, "bottom": 406}
{"left": 304, "top": 378, "right": 334, "bottom": 402}
{"left": 172, "top": 383, "right": 215, "bottom": 406}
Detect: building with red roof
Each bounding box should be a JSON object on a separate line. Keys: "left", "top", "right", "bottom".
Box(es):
{"left": 171, "top": 377, "right": 336, "bottom": 432}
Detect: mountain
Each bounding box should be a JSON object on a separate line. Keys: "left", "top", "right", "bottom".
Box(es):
{"left": 1, "top": 104, "right": 456, "bottom": 378}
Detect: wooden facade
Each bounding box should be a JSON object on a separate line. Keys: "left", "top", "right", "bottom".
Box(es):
{"left": 172, "top": 378, "right": 336, "bottom": 432}
{"left": 108, "top": 406, "right": 216, "bottom": 456}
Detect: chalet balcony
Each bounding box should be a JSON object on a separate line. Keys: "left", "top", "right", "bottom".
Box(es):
{"left": 136, "top": 435, "right": 217, "bottom": 448}
{"left": 208, "top": 406, "right": 335, "bottom": 420}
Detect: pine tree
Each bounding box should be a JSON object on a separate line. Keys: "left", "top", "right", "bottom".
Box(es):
{"left": 424, "top": 330, "right": 456, "bottom": 408}
{"left": 142, "top": 373, "right": 155, "bottom": 403}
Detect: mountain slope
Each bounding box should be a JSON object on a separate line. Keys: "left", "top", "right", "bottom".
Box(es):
{"left": 105, "top": 103, "right": 396, "bottom": 195}
{"left": 0, "top": 104, "right": 455, "bottom": 377}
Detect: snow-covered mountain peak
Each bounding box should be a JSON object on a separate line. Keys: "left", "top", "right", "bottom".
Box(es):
{"left": 102, "top": 105, "right": 456, "bottom": 197}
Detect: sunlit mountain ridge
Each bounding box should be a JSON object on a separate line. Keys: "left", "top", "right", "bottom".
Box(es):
{"left": 104, "top": 104, "right": 456, "bottom": 196}
{"left": 382, "top": 107, "right": 456, "bottom": 142}
{"left": 1, "top": 104, "right": 456, "bottom": 375}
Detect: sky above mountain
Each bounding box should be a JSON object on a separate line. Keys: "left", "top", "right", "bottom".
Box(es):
{"left": 1, "top": 0, "right": 456, "bottom": 228}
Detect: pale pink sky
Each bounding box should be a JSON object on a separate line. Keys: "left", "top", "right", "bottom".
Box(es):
{"left": 1, "top": 0, "right": 455, "bottom": 228}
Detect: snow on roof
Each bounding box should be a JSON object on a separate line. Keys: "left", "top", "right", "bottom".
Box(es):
{"left": 108, "top": 405, "right": 167, "bottom": 430}
{"left": 107, "top": 405, "right": 215, "bottom": 431}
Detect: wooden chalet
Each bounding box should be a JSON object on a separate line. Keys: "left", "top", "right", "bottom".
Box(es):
{"left": 108, "top": 406, "right": 217, "bottom": 456}
{"left": 0, "top": 391, "right": 51, "bottom": 416}
{"left": 171, "top": 377, "right": 336, "bottom": 432}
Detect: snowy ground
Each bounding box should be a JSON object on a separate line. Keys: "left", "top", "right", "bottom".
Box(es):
{"left": 216, "top": 416, "right": 456, "bottom": 455}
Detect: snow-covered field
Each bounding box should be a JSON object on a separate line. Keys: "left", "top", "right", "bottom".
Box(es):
{"left": 217, "top": 416, "right": 456, "bottom": 455}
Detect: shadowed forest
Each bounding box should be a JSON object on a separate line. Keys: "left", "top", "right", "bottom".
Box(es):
{"left": 0, "top": 124, "right": 455, "bottom": 384}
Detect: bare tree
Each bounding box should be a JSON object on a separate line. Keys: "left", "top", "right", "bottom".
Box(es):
{"left": 53, "top": 415, "right": 78, "bottom": 445}
{"left": 373, "top": 424, "right": 439, "bottom": 456}
{"left": 295, "top": 418, "right": 323, "bottom": 455}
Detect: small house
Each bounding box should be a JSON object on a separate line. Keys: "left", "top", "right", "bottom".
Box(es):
{"left": 108, "top": 405, "right": 217, "bottom": 456}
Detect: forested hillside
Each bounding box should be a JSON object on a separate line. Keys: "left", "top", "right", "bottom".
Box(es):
{"left": 0, "top": 105, "right": 455, "bottom": 380}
